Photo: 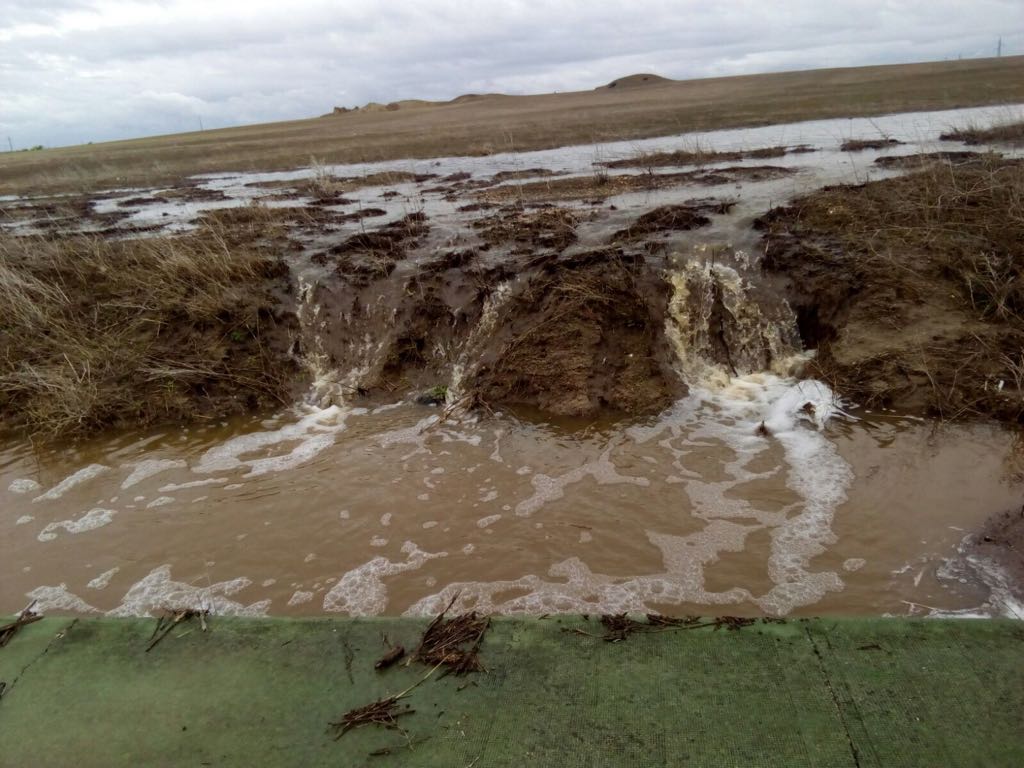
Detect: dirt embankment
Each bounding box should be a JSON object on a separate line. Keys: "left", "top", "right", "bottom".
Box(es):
{"left": 757, "top": 156, "right": 1024, "bottom": 423}
{"left": 300, "top": 203, "right": 715, "bottom": 417}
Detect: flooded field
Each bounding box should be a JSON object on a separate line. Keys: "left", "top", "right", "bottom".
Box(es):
{"left": 3, "top": 104, "right": 1023, "bottom": 619}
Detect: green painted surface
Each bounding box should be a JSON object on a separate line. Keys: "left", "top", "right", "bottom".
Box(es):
{"left": 0, "top": 616, "right": 1021, "bottom": 767}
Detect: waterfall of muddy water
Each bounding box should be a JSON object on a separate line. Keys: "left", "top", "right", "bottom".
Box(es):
{"left": 3, "top": 103, "right": 1024, "bottom": 620}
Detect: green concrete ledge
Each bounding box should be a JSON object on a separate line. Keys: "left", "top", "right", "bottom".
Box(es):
{"left": 1, "top": 616, "right": 1021, "bottom": 767}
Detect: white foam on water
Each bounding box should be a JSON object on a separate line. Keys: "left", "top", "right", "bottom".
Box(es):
{"left": 16, "top": 515, "right": 34, "bottom": 525}
{"left": 158, "top": 478, "right": 227, "bottom": 492}
{"left": 120, "top": 459, "right": 187, "bottom": 490}
{"left": 413, "top": 372, "right": 853, "bottom": 616}
{"left": 107, "top": 565, "right": 270, "bottom": 617}
{"left": 193, "top": 405, "right": 351, "bottom": 477}
{"left": 843, "top": 558, "right": 867, "bottom": 572}
{"left": 37, "top": 508, "right": 117, "bottom": 542}
{"left": 476, "top": 514, "right": 502, "bottom": 528}
{"left": 25, "top": 584, "right": 101, "bottom": 614}
{"left": 288, "top": 590, "right": 315, "bottom": 606}
{"left": 376, "top": 415, "right": 483, "bottom": 461}
{"left": 87, "top": 567, "right": 120, "bottom": 590}
{"left": 514, "top": 445, "right": 650, "bottom": 517}
{"left": 679, "top": 375, "right": 853, "bottom": 614}
{"left": 146, "top": 496, "right": 175, "bottom": 509}
{"left": 33, "top": 464, "right": 110, "bottom": 502}
{"left": 8, "top": 478, "right": 41, "bottom": 494}
{"left": 323, "top": 541, "right": 447, "bottom": 615}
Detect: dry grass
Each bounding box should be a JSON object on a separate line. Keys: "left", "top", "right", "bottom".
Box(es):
{"left": 0, "top": 220, "right": 295, "bottom": 438}
{"left": 477, "top": 165, "right": 793, "bottom": 203}
{"left": 940, "top": 120, "right": 1024, "bottom": 146}
{"left": 601, "top": 143, "right": 795, "bottom": 169}
{"left": 2, "top": 56, "right": 1021, "bottom": 196}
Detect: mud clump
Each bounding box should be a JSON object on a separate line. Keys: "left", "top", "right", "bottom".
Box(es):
{"left": 611, "top": 201, "right": 731, "bottom": 242}
{"left": 839, "top": 138, "right": 902, "bottom": 152}
{"left": 326, "top": 213, "right": 430, "bottom": 286}
{"left": 490, "top": 168, "right": 565, "bottom": 183}
{"left": 473, "top": 207, "right": 579, "bottom": 252}
{"left": 758, "top": 156, "right": 1024, "bottom": 422}
{"left": 470, "top": 250, "right": 684, "bottom": 416}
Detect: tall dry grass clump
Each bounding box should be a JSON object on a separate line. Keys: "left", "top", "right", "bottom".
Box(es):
{"left": 940, "top": 120, "right": 1024, "bottom": 146}
{"left": 0, "top": 223, "right": 295, "bottom": 438}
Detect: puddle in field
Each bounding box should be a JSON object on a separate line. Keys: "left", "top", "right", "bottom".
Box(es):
{"left": 3, "top": 380, "right": 1021, "bottom": 619}
{"left": 2, "top": 103, "right": 1024, "bottom": 619}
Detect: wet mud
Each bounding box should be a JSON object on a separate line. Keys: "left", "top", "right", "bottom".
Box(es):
{"left": 758, "top": 156, "right": 1024, "bottom": 423}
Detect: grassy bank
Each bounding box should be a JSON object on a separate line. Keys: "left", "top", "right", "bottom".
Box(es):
{"left": 1, "top": 55, "right": 1022, "bottom": 196}
{"left": 0, "top": 217, "right": 299, "bottom": 438}
{"left": 759, "top": 154, "right": 1024, "bottom": 421}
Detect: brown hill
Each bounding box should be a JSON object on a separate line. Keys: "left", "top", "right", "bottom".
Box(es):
{"left": 599, "top": 73, "right": 672, "bottom": 90}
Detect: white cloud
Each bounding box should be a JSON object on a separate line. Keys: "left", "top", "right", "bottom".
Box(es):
{"left": 0, "top": 0, "right": 1020, "bottom": 147}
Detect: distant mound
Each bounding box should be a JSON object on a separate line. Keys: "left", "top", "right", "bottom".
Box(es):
{"left": 599, "top": 73, "right": 672, "bottom": 90}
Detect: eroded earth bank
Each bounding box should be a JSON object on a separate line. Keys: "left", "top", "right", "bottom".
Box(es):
{"left": 2, "top": 105, "right": 1023, "bottom": 620}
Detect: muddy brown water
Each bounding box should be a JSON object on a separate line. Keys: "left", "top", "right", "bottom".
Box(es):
{"left": 3, "top": 393, "right": 1021, "bottom": 619}
{"left": 3, "top": 104, "right": 1024, "bottom": 619}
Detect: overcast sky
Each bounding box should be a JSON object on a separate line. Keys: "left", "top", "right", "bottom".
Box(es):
{"left": 2, "top": 0, "right": 1021, "bottom": 149}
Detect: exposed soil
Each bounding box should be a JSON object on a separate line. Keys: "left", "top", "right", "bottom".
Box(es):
{"left": 490, "top": 168, "right": 567, "bottom": 182}
{"left": 300, "top": 209, "right": 686, "bottom": 417}
{"left": 478, "top": 166, "right": 796, "bottom": 203}
{"left": 968, "top": 505, "right": 1024, "bottom": 605}
{"left": 840, "top": 138, "right": 902, "bottom": 151}
{"left": 469, "top": 250, "right": 685, "bottom": 416}
{"left": 758, "top": 156, "right": 1024, "bottom": 422}
{"left": 472, "top": 207, "right": 580, "bottom": 252}
{"left": 610, "top": 201, "right": 733, "bottom": 242}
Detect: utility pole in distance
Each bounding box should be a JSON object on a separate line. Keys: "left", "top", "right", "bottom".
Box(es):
{"left": 7, "top": 137, "right": 12, "bottom": 152}
{"left": 997, "top": 37, "right": 1003, "bottom": 57}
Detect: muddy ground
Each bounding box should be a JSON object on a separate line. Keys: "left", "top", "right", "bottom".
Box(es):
{"left": 6, "top": 147, "right": 1024, "bottom": 434}
{"left": 297, "top": 200, "right": 725, "bottom": 416}
{"left": 757, "top": 155, "right": 1024, "bottom": 423}
{"left": 968, "top": 504, "right": 1024, "bottom": 606}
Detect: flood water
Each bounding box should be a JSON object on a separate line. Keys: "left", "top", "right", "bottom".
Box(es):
{"left": 3, "top": 103, "right": 1024, "bottom": 619}
{"left": 3, "top": 382, "right": 1021, "bottom": 619}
